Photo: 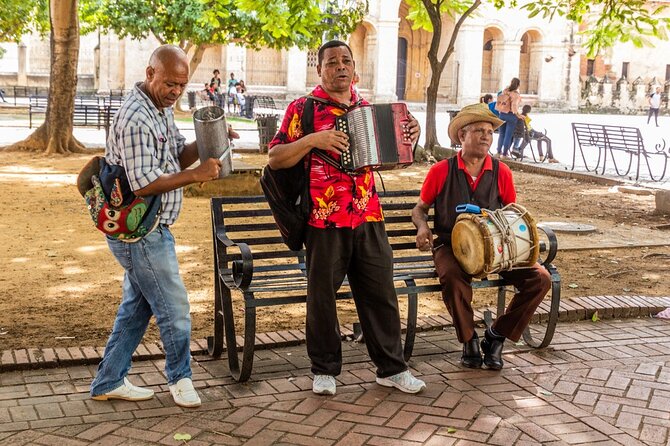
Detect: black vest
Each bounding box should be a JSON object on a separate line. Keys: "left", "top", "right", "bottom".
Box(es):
{"left": 434, "top": 156, "right": 502, "bottom": 246}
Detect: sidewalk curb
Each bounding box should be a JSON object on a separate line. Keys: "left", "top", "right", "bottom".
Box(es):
{"left": 504, "top": 159, "right": 627, "bottom": 187}
{"left": 1, "top": 295, "right": 668, "bottom": 373}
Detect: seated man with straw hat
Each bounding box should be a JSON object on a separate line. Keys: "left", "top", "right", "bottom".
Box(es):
{"left": 411, "top": 103, "right": 551, "bottom": 370}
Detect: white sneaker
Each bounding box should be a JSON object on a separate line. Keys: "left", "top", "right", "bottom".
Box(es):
{"left": 312, "top": 375, "right": 336, "bottom": 395}
{"left": 376, "top": 370, "right": 426, "bottom": 394}
{"left": 91, "top": 377, "right": 154, "bottom": 401}
{"left": 169, "top": 378, "right": 201, "bottom": 408}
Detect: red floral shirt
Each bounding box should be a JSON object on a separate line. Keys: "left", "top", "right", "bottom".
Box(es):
{"left": 268, "top": 86, "right": 383, "bottom": 229}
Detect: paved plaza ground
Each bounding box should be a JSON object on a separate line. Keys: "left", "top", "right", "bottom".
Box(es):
{"left": 1, "top": 308, "right": 670, "bottom": 445}
{"left": 1, "top": 104, "right": 669, "bottom": 444}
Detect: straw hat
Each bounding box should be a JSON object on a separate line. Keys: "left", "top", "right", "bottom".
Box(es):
{"left": 448, "top": 103, "right": 504, "bottom": 144}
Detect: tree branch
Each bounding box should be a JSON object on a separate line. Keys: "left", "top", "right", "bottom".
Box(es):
{"left": 151, "top": 30, "right": 166, "bottom": 45}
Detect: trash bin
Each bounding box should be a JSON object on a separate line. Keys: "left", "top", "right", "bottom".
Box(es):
{"left": 256, "top": 114, "right": 278, "bottom": 153}
{"left": 243, "top": 95, "right": 255, "bottom": 119}
{"left": 187, "top": 91, "right": 196, "bottom": 109}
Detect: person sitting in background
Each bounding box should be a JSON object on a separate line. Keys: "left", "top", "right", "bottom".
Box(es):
{"left": 200, "top": 83, "right": 216, "bottom": 102}
{"left": 511, "top": 105, "right": 558, "bottom": 163}
{"left": 480, "top": 94, "right": 497, "bottom": 116}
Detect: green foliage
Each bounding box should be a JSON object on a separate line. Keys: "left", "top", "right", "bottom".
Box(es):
{"left": 88, "top": 0, "right": 368, "bottom": 50}
{"left": 521, "top": 0, "right": 670, "bottom": 57}
{"left": 405, "top": 0, "right": 670, "bottom": 58}
{"left": 404, "top": 0, "right": 472, "bottom": 32}
{"left": 0, "top": 0, "right": 49, "bottom": 42}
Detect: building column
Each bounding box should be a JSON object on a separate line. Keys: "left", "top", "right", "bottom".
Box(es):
{"left": 373, "top": 19, "right": 400, "bottom": 102}
{"left": 117, "top": 38, "right": 126, "bottom": 90}
{"left": 286, "top": 46, "right": 307, "bottom": 97}
{"left": 17, "top": 42, "right": 27, "bottom": 85}
{"left": 225, "top": 44, "right": 246, "bottom": 81}
{"left": 455, "top": 23, "right": 484, "bottom": 105}
{"left": 492, "top": 40, "right": 522, "bottom": 91}
{"left": 534, "top": 43, "right": 564, "bottom": 101}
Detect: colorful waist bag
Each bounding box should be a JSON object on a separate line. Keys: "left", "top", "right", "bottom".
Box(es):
{"left": 77, "top": 156, "right": 162, "bottom": 242}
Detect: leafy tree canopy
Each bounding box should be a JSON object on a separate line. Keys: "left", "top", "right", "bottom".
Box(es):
{"left": 86, "top": 0, "right": 368, "bottom": 51}
{"left": 405, "top": 0, "right": 670, "bottom": 57}
{"left": 0, "top": 0, "right": 50, "bottom": 42}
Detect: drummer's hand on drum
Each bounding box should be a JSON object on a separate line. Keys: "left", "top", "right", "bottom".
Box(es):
{"left": 193, "top": 157, "right": 222, "bottom": 182}
{"left": 309, "top": 129, "right": 350, "bottom": 154}
{"left": 416, "top": 226, "right": 433, "bottom": 252}
{"left": 407, "top": 114, "right": 421, "bottom": 145}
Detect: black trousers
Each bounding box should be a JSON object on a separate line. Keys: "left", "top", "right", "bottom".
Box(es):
{"left": 305, "top": 222, "right": 407, "bottom": 378}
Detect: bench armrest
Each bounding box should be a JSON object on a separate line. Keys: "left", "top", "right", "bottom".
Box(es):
{"left": 215, "top": 232, "right": 254, "bottom": 291}
{"left": 537, "top": 223, "right": 558, "bottom": 266}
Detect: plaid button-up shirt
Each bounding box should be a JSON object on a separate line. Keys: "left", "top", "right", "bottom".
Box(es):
{"left": 105, "top": 82, "right": 186, "bottom": 225}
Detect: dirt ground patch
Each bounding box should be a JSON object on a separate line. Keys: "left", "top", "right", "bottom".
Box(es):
{"left": 0, "top": 150, "right": 669, "bottom": 351}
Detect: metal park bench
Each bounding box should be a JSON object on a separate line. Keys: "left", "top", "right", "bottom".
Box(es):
{"left": 29, "top": 95, "right": 122, "bottom": 137}
{"left": 207, "top": 189, "right": 561, "bottom": 382}
{"left": 571, "top": 123, "right": 669, "bottom": 181}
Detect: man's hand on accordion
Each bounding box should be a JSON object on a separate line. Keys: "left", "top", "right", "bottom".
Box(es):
{"left": 406, "top": 114, "right": 421, "bottom": 145}
{"left": 309, "top": 129, "right": 350, "bottom": 154}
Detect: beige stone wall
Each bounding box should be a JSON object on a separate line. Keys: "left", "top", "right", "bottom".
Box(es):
{"left": 245, "top": 48, "right": 287, "bottom": 87}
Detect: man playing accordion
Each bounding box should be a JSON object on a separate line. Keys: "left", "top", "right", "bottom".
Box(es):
{"left": 268, "top": 40, "right": 425, "bottom": 396}
{"left": 412, "top": 103, "right": 551, "bottom": 370}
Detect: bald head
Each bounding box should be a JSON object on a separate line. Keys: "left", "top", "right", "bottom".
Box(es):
{"left": 144, "top": 45, "right": 189, "bottom": 109}
{"left": 148, "top": 45, "right": 188, "bottom": 71}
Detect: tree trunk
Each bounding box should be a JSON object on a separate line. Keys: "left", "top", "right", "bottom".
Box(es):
{"left": 7, "top": 0, "right": 85, "bottom": 154}
{"left": 424, "top": 63, "right": 443, "bottom": 152}
{"left": 422, "top": 0, "right": 481, "bottom": 153}
{"left": 174, "top": 43, "right": 210, "bottom": 113}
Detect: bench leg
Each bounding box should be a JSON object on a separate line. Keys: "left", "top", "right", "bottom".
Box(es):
{"left": 522, "top": 266, "right": 561, "bottom": 348}
{"left": 403, "top": 285, "right": 418, "bottom": 362}
{"left": 483, "top": 285, "right": 508, "bottom": 328}
{"left": 207, "top": 275, "right": 225, "bottom": 358}
{"left": 207, "top": 277, "right": 256, "bottom": 382}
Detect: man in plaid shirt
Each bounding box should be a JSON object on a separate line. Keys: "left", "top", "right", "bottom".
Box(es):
{"left": 90, "top": 45, "right": 222, "bottom": 408}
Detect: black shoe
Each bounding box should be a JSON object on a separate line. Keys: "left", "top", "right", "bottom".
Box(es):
{"left": 481, "top": 336, "right": 504, "bottom": 370}
{"left": 511, "top": 150, "right": 522, "bottom": 159}
{"left": 460, "top": 333, "right": 482, "bottom": 368}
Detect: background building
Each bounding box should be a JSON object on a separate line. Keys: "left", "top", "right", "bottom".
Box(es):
{"left": 0, "top": 0, "right": 667, "bottom": 110}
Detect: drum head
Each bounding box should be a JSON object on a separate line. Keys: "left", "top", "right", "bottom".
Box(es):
{"left": 451, "top": 215, "right": 492, "bottom": 278}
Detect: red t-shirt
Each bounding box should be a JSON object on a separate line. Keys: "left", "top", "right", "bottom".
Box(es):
{"left": 268, "top": 86, "right": 383, "bottom": 229}
{"left": 420, "top": 152, "right": 516, "bottom": 206}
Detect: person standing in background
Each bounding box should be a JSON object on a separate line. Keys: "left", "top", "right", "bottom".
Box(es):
{"left": 494, "top": 78, "right": 523, "bottom": 159}
{"left": 648, "top": 86, "right": 662, "bottom": 127}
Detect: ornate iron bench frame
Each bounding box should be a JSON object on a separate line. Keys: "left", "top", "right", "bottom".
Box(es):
{"left": 208, "top": 190, "right": 561, "bottom": 382}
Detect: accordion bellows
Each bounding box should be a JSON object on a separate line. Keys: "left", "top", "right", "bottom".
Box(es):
{"left": 335, "top": 103, "right": 414, "bottom": 171}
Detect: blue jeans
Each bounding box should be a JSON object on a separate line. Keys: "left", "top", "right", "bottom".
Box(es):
{"left": 496, "top": 112, "right": 518, "bottom": 156}
{"left": 90, "top": 225, "right": 192, "bottom": 396}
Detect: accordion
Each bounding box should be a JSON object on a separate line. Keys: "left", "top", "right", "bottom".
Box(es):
{"left": 335, "top": 103, "right": 414, "bottom": 172}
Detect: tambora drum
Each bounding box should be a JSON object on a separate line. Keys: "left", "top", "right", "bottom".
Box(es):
{"left": 451, "top": 203, "right": 540, "bottom": 278}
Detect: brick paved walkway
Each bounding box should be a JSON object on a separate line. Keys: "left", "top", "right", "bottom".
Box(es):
{"left": 1, "top": 315, "right": 669, "bottom": 445}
